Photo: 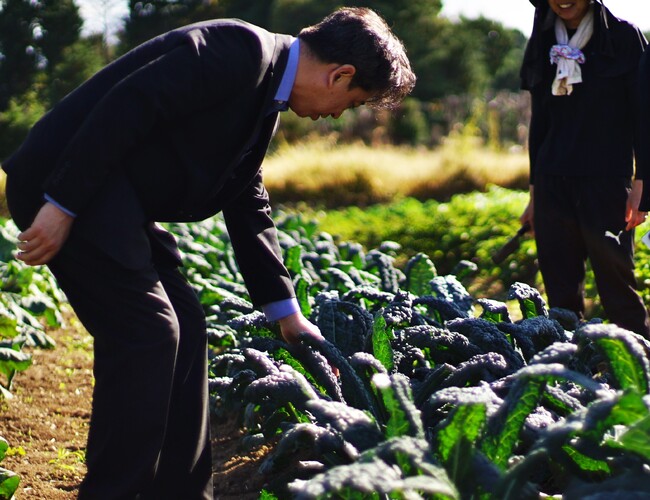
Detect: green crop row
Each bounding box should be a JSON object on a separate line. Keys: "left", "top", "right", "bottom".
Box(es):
{"left": 3, "top": 185, "right": 650, "bottom": 498}
{"left": 315, "top": 185, "right": 650, "bottom": 318}
{"left": 171, "top": 212, "right": 650, "bottom": 499}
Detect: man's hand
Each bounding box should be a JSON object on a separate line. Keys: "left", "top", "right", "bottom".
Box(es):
{"left": 277, "top": 311, "right": 322, "bottom": 344}
{"left": 278, "top": 311, "right": 339, "bottom": 376}
{"left": 625, "top": 179, "right": 647, "bottom": 231}
{"left": 16, "top": 202, "right": 74, "bottom": 266}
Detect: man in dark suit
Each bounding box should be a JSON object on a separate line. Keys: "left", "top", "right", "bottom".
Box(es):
{"left": 2, "top": 6, "right": 415, "bottom": 499}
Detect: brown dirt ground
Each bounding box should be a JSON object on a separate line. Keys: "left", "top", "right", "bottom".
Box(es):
{"left": 0, "top": 312, "right": 272, "bottom": 499}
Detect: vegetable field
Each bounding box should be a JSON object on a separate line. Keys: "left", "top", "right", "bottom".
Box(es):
{"left": 2, "top": 190, "right": 650, "bottom": 498}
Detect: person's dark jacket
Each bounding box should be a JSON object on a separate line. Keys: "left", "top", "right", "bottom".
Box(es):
{"left": 520, "top": 1, "right": 647, "bottom": 188}
{"left": 637, "top": 49, "right": 650, "bottom": 211}
{"left": 1, "top": 20, "right": 295, "bottom": 307}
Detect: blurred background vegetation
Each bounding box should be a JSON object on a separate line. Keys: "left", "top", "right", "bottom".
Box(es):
{"left": 0, "top": 0, "right": 532, "bottom": 162}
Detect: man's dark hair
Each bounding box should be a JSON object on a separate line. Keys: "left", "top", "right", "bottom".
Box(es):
{"left": 298, "top": 7, "right": 416, "bottom": 109}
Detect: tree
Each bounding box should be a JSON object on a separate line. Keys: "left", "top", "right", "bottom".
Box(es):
{"left": 0, "top": 0, "right": 41, "bottom": 110}
{"left": 48, "top": 34, "right": 106, "bottom": 104}
{"left": 119, "top": 0, "right": 225, "bottom": 54}
{"left": 0, "top": 0, "right": 82, "bottom": 111}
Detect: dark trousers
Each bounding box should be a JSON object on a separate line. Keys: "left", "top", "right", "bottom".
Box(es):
{"left": 5, "top": 173, "right": 214, "bottom": 499}
{"left": 534, "top": 175, "right": 650, "bottom": 338}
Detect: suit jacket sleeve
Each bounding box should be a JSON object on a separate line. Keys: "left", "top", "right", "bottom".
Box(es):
{"left": 221, "top": 170, "right": 294, "bottom": 307}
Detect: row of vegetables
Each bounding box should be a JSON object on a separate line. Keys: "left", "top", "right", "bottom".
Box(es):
{"left": 2, "top": 210, "right": 650, "bottom": 498}
{"left": 172, "top": 214, "right": 650, "bottom": 499}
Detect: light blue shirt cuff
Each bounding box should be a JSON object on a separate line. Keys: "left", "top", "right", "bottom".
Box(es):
{"left": 44, "top": 194, "right": 77, "bottom": 217}
{"left": 262, "top": 298, "right": 300, "bottom": 322}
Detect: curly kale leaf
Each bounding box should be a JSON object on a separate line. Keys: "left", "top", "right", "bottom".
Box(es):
{"left": 259, "top": 423, "right": 358, "bottom": 475}
{"left": 413, "top": 295, "right": 469, "bottom": 324}
{"left": 549, "top": 307, "right": 581, "bottom": 332}
{"left": 208, "top": 352, "right": 247, "bottom": 377}
{"left": 507, "top": 282, "right": 548, "bottom": 319}
{"left": 341, "top": 286, "right": 395, "bottom": 308}
{"left": 349, "top": 352, "right": 388, "bottom": 376}
{"left": 244, "top": 366, "right": 320, "bottom": 408}
{"left": 446, "top": 318, "right": 525, "bottom": 371}
{"left": 422, "top": 384, "right": 503, "bottom": 433}
{"left": 304, "top": 399, "right": 383, "bottom": 453}
{"left": 289, "top": 436, "right": 458, "bottom": 500}
{"left": 209, "top": 369, "right": 257, "bottom": 417}
{"left": 243, "top": 348, "right": 280, "bottom": 376}
{"left": 313, "top": 292, "right": 374, "bottom": 356}
{"left": 412, "top": 363, "right": 456, "bottom": 407}
{"left": 299, "top": 333, "right": 379, "bottom": 417}
{"left": 226, "top": 311, "right": 276, "bottom": 337}
{"left": 429, "top": 275, "right": 474, "bottom": 315}
{"left": 440, "top": 352, "right": 510, "bottom": 389}
{"left": 365, "top": 249, "right": 402, "bottom": 294}
{"left": 477, "top": 298, "right": 511, "bottom": 324}
{"left": 287, "top": 342, "right": 343, "bottom": 403}
{"left": 372, "top": 372, "right": 424, "bottom": 439}
{"left": 497, "top": 317, "right": 568, "bottom": 362}
{"left": 381, "top": 290, "right": 414, "bottom": 327}
{"left": 529, "top": 341, "right": 578, "bottom": 367}
{"left": 404, "top": 252, "right": 437, "bottom": 297}
{"left": 325, "top": 267, "right": 357, "bottom": 293}
{"left": 575, "top": 323, "right": 650, "bottom": 393}
{"left": 398, "top": 324, "right": 483, "bottom": 366}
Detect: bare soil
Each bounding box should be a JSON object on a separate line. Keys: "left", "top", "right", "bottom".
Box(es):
{"left": 0, "top": 315, "right": 271, "bottom": 499}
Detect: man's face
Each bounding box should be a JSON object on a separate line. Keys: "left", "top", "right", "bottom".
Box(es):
{"left": 289, "top": 64, "right": 375, "bottom": 120}
{"left": 547, "top": 0, "right": 591, "bottom": 29}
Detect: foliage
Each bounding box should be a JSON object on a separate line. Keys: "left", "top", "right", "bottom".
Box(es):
{"left": 3, "top": 184, "right": 650, "bottom": 497}
{"left": 316, "top": 186, "right": 537, "bottom": 299}
{"left": 163, "top": 209, "right": 650, "bottom": 498}
{"left": 0, "top": 90, "right": 46, "bottom": 162}
{"left": 0, "top": 219, "right": 60, "bottom": 398}
{"left": 0, "top": 436, "right": 19, "bottom": 499}
{"left": 0, "top": 1, "right": 107, "bottom": 159}
{"left": 47, "top": 35, "right": 107, "bottom": 105}
{"left": 0, "top": 0, "right": 82, "bottom": 111}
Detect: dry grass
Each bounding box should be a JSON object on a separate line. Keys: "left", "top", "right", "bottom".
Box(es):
{"left": 263, "top": 135, "right": 529, "bottom": 206}
{"left": 0, "top": 138, "right": 530, "bottom": 215}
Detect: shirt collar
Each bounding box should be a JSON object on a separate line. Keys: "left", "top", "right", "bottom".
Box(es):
{"left": 272, "top": 37, "right": 299, "bottom": 112}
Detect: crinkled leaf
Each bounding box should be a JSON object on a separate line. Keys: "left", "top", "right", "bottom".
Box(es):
{"left": 372, "top": 315, "right": 394, "bottom": 372}
{"left": 372, "top": 373, "right": 421, "bottom": 439}
{"left": 434, "top": 402, "right": 487, "bottom": 483}
{"left": 0, "top": 467, "right": 19, "bottom": 499}
{"left": 404, "top": 252, "right": 437, "bottom": 297}
{"left": 580, "top": 324, "right": 650, "bottom": 393}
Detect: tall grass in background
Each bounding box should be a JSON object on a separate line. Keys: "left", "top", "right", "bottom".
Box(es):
{"left": 263, "top": 134, "right": 529, "bottom": 208}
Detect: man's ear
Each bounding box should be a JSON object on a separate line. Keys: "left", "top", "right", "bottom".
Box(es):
{"left": 328, "top": 64, "right": 356, "bottom": 87}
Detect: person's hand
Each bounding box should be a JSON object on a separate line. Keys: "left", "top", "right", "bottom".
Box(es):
{"left": 278, "top": 311, "right": 322, "bottom": 345}
{"left": 16, "top": 202, "right": 74, "bottom": 266}
{"left": 278, "top": 312, "right": 340, "bottom": 376}
{"left": 625, "top": 179, "right": 647, "bottom": 231}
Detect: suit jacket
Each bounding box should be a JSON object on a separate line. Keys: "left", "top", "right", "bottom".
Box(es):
{"left": 2, "top": 19, "right": 295, "bottom": 307}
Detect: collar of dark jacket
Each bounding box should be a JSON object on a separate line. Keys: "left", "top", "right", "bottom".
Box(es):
{"left": 519, "top": 1, "right": 643, "bottom": 90}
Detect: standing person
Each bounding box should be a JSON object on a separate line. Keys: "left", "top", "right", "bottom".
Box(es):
{"left": 519, "top": 0, "right": 650, "bottom": 337}
{"left": 1, "top": 7, "right": 415, "bottom": 499}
